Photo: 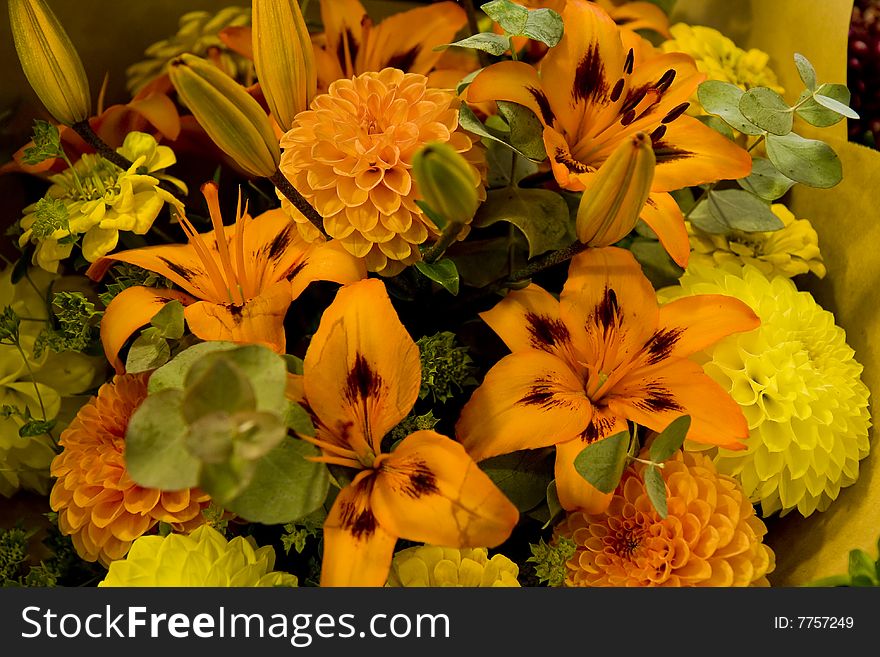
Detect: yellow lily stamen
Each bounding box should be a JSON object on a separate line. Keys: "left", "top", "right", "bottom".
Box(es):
{"left": 202, "top": 182, "right": 245, "bottom": 305}
{"left": 232, "top": 193, "right": 253, "bottom": 301}
{"left": 174, "top": 206, "right": 233, "bottom": 304}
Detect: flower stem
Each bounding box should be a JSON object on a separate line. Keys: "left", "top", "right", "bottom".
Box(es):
{"left": 71, "top": 120, "right": 187, "bottom": 202}
{"left": 422, "top": 222, "right": 464, "bottom": 263}
{"left": 506, "top": 240, "right": 589, "bottom": 283}
{"left": 460, "top": 0, "right": 491, "bottom": 68}
{"left": 269, "top": 170, "right": 328, "bottom": 239}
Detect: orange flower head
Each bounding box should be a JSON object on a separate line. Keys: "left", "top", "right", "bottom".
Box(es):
{"left": 297, "top": 279, "right": 518, "bottom": 586}
{"left": 456, "top": 247, "right": 759, "bottom": 513}
{"left": 554, "top": 449, "right": 775, "bottom": 586}
{"left": 467, "top": 0, "right": 752, "bottom": 267}
{"left": 49, "top": 373, "right": 211, "bottom": 565}
{"left": 86, "top": 182, "right": 366, "bottom": 372}
{"left": 278, "top": 67, "right": 486, "bottom": 275}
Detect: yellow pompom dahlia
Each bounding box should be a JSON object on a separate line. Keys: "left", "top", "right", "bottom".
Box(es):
{"left": 278, "top": 67, "right": 486, "bottom": 275}
{"left": 387, "top": 545, "right": 520, "bottom": 587}
{"left": 99, "top": 524, "right": 297, "bottom": 587}
{"left": 687, "top": 204, "right": 826, "bottom": 279}
{"left": 50, "top": 373, "right": 211, "bottom": 565}
{"left": 661, "top": 23, "right": 784, "bottom": 94}
{"left": 660, "top": 263, "right": 871, "bottom": 517}
{"left": 554, "top": 450, "right": 775, "bottom": 587}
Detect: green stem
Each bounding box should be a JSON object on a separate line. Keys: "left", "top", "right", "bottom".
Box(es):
{"left": 461, "top": 0, "right": 491, "bottom": 68}
{"left": 268, "top": 170, "right": 328, "bottom": 239}
{"left": 12, "top": 339, "right": 57, "bottom": 446}
{"left": 507, "top": 240, "right": 589, "bottom": 283}
{"left": 685, "top": 183, "right": 714, "bottom": 219}
{"left": 422, "top": 222, "right": 465, "bottom": 263}
{"left": 631, "top": 457, "right": 663, "bottom": 468}
{"left": 71, "top": 120, "right": 186, "bottom": 202}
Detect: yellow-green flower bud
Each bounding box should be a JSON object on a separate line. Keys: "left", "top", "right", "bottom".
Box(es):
{"left": 168, "top": 53, "right": 280, "bottom": 178}
{"left": 8, "top": 0, "right": 91, "bottom": 125}
{"left": 576, "top": 132, "right": 656, "bottom": 247}
{"left": 252, "top": 0, "right": 316, "bottom": 132}
{"left": 412, "top": 142, "right": 480, "bottom": 228}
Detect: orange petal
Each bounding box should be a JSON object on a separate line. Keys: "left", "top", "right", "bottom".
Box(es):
{"left": 653, "top": 294, "right": 760, "bottom": 361}
{"left": 560, "top": 246, "right": 658, "bottom": 375}
{"left": 101, "top": 286, "right": 195, "bottom": 374}
{"left": 289, "top": 238, "right": 368, "bottom": 301}
{"left": 480, "top": 283, "right": 584, "bottom": 366}
{"left": 609, "top": 359, "right": 749, "bottom": 449}
{"left": 320, "top": 0, "right": 367, "bottom": 79}
{"left": 182, "top": 279, "right": 292, "bottom": 352}
{"left": 604, "top": 0, "right": 671, "bottom": 38}
{"left": 218, "top": 25, "right": 254, "bottom": 60}
{"left": 456, "top": 351, "right": 592, "bottom": 462}
{"left": 303, "top": 279, "right": 420, "bottom": 458}
{"left": 554, "top": 437, "right": 616, "bottom": 513}
{"left": 240, "top": 208, "right": 311, "bottom": 293}
{"left": 651, "top": 114, "right": 752, "bottom": 191}
{"left": 126, "top": 92, "right": 182, "bottom": 141}
{"left": 640, "top": 191, "right": 690, "bottom": 268}
{"left": 466, "top": 61, "right": 555, "bottom": 127}
{"left": 372, "top": 431, "right": 519, "bottom": 547}
{"left": 362, "top": 2, "right": 467, "bottom": 76}
{"left": 321, "top": 473, "right": 398, "bottom": 587}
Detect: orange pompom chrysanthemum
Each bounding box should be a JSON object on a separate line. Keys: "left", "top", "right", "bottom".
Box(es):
{"left": 554, "top": 450, "right": 775, "bottom": 587}
{"left": 278, "top": 67, "right": 486, "bottom": 275}
{"left": 50, "top": 373, "right": 211, "bottom": 565}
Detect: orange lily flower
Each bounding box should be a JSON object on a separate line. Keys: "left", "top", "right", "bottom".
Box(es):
{"left": 466, "top": 0, "right": 752, "bottom": 267}
{"left": 312, "top": 0, "right": 469, "bottom": 91}
{"left": 86, "top": 182, "right": 366, "bottom": 372}
{"left": 298, "top": 279, "right": 518, "bottom": 587}
{"left": 455, "top": 247, "right": 758, "bottom": 513}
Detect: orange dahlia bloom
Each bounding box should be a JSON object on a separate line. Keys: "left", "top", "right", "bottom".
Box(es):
{"left": 554, "top": 449, "right": 775, "bottom": 586}
{"left": 278, "top": 67, "right": 486, "bottom": 275}
{"left": 50, "top": 373, "right": 211, "bottom": 565}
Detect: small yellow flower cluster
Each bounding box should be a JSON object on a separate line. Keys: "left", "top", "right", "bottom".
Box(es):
{"left": 18, "top": 132, "right": 185, "bottom": 272}
{"left": 387, "top": 545, "right": 520, "bottom": 587}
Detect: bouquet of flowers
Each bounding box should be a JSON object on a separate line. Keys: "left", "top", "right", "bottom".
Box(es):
{"left": 2, "top": 0, "right": 878, "bottom": 589}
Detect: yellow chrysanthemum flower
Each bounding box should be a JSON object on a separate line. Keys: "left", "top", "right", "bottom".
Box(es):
{"left": 126, "top": 6, "right": 253, "bottom": 95}
{"left": 687, "top": 203, "right": 826, "bottom": 279}
{"left": 387, "top": 545, "right": 520, "bottom": 587}
{"left": 554, "top": 450, "right": 775, "bottom": 587}
{"left": 661, "top": 23, "right": 784, "bottom": 95}
{"left": 0, "top": 267, "right": 98, "bottom": 497}
{"left": 99, "top": 525, "right": 297, "bottom": 587}
{"left": 19, "top": 132, "right": 185, "bottom": 271}
{"left": 278, "top": 67, "right": 487, "bottom": 276}
{"left": 660, "top": 263, "right": 872, "bottom": 518}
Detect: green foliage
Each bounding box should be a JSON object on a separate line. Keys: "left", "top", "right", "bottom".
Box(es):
{"left": 125, "top": 342, "right": 329, "bottom": 524}
{"left": 442, "top": 32, "right": 511, "bottom": 56}
{"left": 458, "top": 104, "right": 546, "bottom": 164}
{"left": 808, "top": 537, "right": 880, "bottom": 587}
{"left": 481, "top": 449, "right": 554, "bottom": 512}
{"left": 387, "top": 410, "right": 439, "bottom": 446}
{"left": 416, "top": 331, "right": 477, "bottom": 403}
{"left": 436, "top": 0, "right": 562, "bottom": 56}
{"left": 34, "top": 291, "right": 101, "bottom": 357}
{"left": 574, "top": 431, "right": 630, "bottom": 494}
{"left": 795, "top": 84, "right": 852, "bottom": 127}
{"left": 736, "top": 157, "right": 796, "bottom": 201}
{"left": 0, "top": 527, "right": 28, "bottom": 583}
{"left": 0, "top": 306, "right": 21, "bottom": 344}
{"left": 125, "top": 300, "right": 186, "bottom": 373}
{"left": 281, "top": 509, "right": 326, "bottom": 555}
{"left": 765, "top": 132, "right": 842, "bottom": 189}
{"left": 496, "top": 101, "right": 547, "bottom": 161}
{"left": 473, "top": 187, "right": 570, "bottom": 259}
{"left": 648, "top": 415, "right": 690, "bottom": 462}
{"left": 644, "top": 465, "right": 668, "bottom": 519}
{"left": 28, "top": 198, "right": 70, "bottom": 239}
{"left": 415, "top": 258, "right": 460, "bottom": 296}
{"left": 98, "top": 263, "right": 173, "bottom": 306}
{"left": 739, "top": 87, "right": 793, "bottom": 135}
{"left": 689, "top": 189, "right": 784, "bottom": 234}
{"left": 527, "top": 537, "right": 576, "bottom": 587}
{"left": 21, "top": 120, "right": 64, "bottom": 166}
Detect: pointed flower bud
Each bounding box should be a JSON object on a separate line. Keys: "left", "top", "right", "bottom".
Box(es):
{"left": 412, "top": 141, "right": 481, "bottom": 229}
{"left": 168, "top": 53, "right": 280, "bottom": 178}
{"left": 252, "top": 0, "right": 317, "bottom": 132}
{"left": 576, "top": 132, "right": 656, "bottom": 247}
{"left": 9, "top": 0, "right": 91, "bottom": 125}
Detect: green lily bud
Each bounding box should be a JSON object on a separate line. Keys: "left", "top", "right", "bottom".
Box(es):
{"left": 412, "top": 142, "right": 480, "bottom": 228}
{"left": 252, "top": 0, "right": 317, "bottom": 131}
{"left": 576, "top": 132, "right": 656, "bottom": 247}
{"left": 168, "top": 53, "right": 280, "bottom": 178}
{"left": 9, "top": 0, "right": 91, "bottom": 125}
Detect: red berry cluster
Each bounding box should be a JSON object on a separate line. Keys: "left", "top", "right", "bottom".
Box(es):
{"left": 850, "top": 0, "right": 880, "bottom": 147}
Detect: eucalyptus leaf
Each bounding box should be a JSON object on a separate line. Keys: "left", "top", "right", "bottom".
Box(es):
{"left": 795, "top": 84, "right": 851, "bottom": 127}
{"left": 481, "top": 449, "right": 554, "bottom": 512}
{"left": 459, "top": 104, "right": 543, "bottom": 162}
{"left": 541, "top": 480, "right": 563, "bottom": 530}
{"left": 649, "top": 415, "right": 691, "bottom": 463}
{"left": 285, "top": 401, "right": 316, "bottom": 438}
{"left": 644, "top": 465, "right": 668, "bottom": 518}
{"left": 629, "top": 239, "right": 683, "bottom": 289}
{"left": 766, "top": 132, "right": 842, "bottom": 188}
{"left": 148, "top": 341, "right": 239, "bottom": 393}
{"left": 183, "top": 357, "right": 256, "bottom": 424}
{"left": 702, "top": 189, "right": 784, "bottom": 233}
{"left": 739, "top": 87, "right": 793, "bottom": 136}
{"left": 473, "top": 187, "right": 570, "bottom": 258}
{"left": 697, "top": 80, "right": 763, "bottom": 136}
{"left": 448, "top": 236, "right": 527, "bottom": 288}
{"left": 480, "top": 0, "right": 529, "bottom": 35}
{"left": 496, "top": 101, "right": 547, "bottom": 161}
{"left": 813, "top": 91, "right": 859, "bottom": 120}
{"left": 415, "top": 258, "right": 460, "bottom": 296}
{"left": 185, "top": 413, "right": 236, "bottom": 464}
{"left": 573, "top": 431, "right": 630, "bottom": 494}
{"left": 736, "top": 157, "right": 796, "bottom": 201}
{"left": 124, "top": 389, "right": 200, "bottom": 490}
{"left": 688, "top": 197, "right": 728, "bottom": 234}
{"left": 224, "top": 438, "right": 330, "bottom": 525}
{"left": 438, "top": 32, "right": 510, "bottom": 56}
{"left": 696, "top": 114, "right": 736, "bottom": 141}
{"left": 794, "top": 53, "right": 817, "bottom": 91}
{"left": 522, "top": 8, "right": 564, "bottom": 47}
{"left": 125, "top": 328, "right": 170, "bottom": 374}
{"left": 283, "top": 354, "right": 304, "bottom": 375}
{"left": 199, "top": 456, "right": 257, "bottom": 505}
{"left": 150, "top": 300, "right": 185, "bottom": 339}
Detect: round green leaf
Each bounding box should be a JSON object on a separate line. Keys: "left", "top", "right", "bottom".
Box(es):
{"left": 766, "top": 133, "right": 843, "bottom": 188}
{"left": 793, "top": 53, "right": 817, "bottom": 91}
{"left": 183, "top": 358, "right": 256, "bottom": 424}
{"left": 573, "top": 431, "right": 630, "bottom": 494}
{"left": 795, "top": 84, "right": 851, "bottom": 127}
{"left": 480, "top": 449, "right": 554, "bottom": 512}
{"left": 648, "top": 415, "right": 691, "bottom": 463}
{"left": 644, "top": 465, "right": 668, "bottom": 519}
{"left": 439, "top": 32, "right": 510, "bottom": 56}
{"left": 736, "top": 157, "right": 796, "bottom": 201}
{"left": 696, "top": 80, "right": 763, "bottom": 136}
{"left": 481, "top": 0, "right": 529, "bottom": 35}
{"left": 522, "top": 8, "right": 564, "bottom": 47}
{"left": 148, "top": 341, "right": 239, "bottom": 393}
{"left": 473, "top": 187, "right": 570, "bottom": 258}
{"left": 739, "top": 87, "right": 793, "bottom": 136}
{"left": 706, "top": 189, "right": 784, "bottom": 232}
{"left": 415, "top": 258, "right": 460, "bottom": 296}
{"left": 496, "top": 101, "right": 547, "bottom": 161}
